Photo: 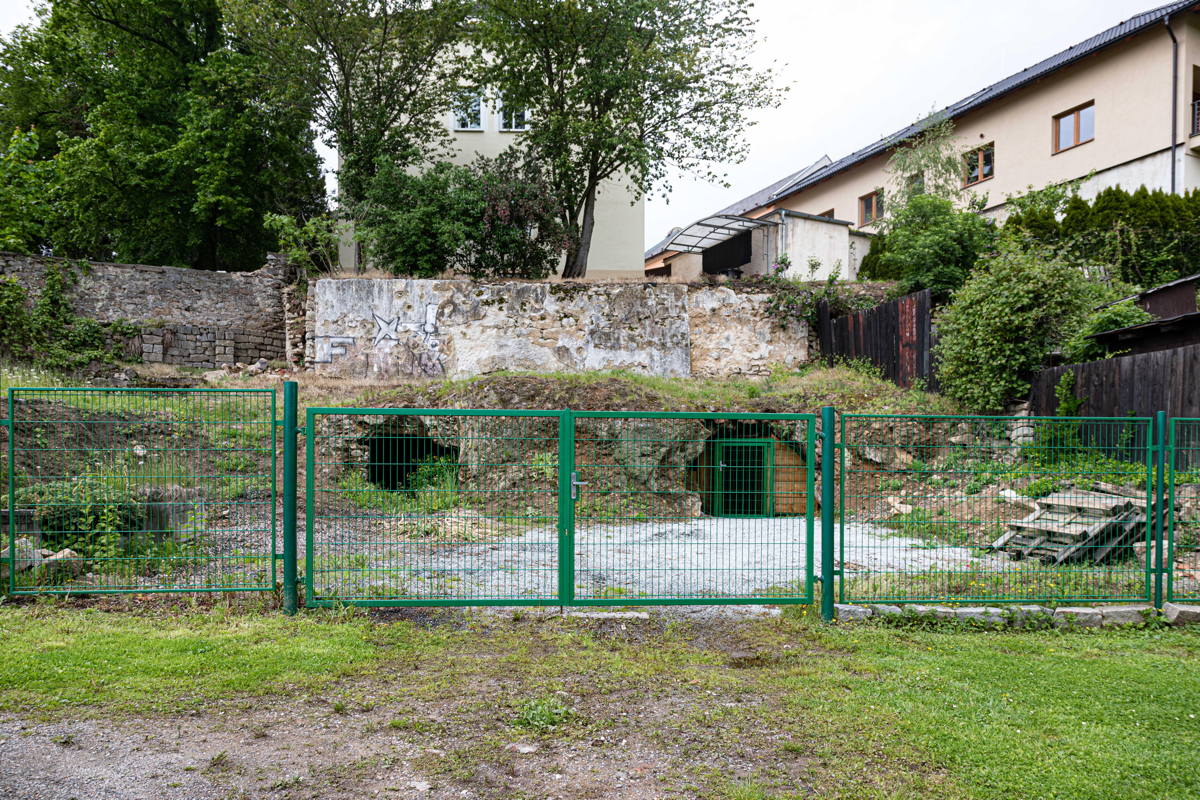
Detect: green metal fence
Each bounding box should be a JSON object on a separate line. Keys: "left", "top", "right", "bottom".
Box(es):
{"left": 304, "top": 408, "right": 816, "bottom": 607}
{"left": 838, "top": 413, "right": 1156, "bottom": 605}
{"left": 1169, "top": 418, "right": 1200, "bottom": 601}
{"left": 5, "top": 387, "right": 277, "bottom": 594}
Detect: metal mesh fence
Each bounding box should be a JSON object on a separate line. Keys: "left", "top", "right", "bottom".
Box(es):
{"left": 1169, "top": 418, "right": 1200, "bottom": 601}
{"left": 5, "top": 388, "right": 277, "bottom": 594}
{"left": 305, "top": 409, "right": 562, "bottom": 605}
{"left": 571, "top": 412, "right": 815, "bottom": 604}
{"left": 839, "top": 414, "right": 1154, "bottom": 604}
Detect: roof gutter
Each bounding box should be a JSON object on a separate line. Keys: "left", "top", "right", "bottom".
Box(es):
{"left": 1165, "top": 16, "right": 1179, "bottom": 194}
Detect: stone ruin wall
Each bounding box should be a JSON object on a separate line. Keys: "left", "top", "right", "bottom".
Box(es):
{"left": 0, "top": 252, "right": 291, "bottom": 368}
{"left": 306, "top": 278, "right": 813, "bottom": 380}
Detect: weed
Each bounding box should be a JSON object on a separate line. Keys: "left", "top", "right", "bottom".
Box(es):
{"left": 513, "top": 696, "right": 574, "bottom": 733}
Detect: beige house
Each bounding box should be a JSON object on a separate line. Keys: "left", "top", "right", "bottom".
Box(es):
{"left": 339, "top": 94, "right": 646, "bottom": 279}
{"left": 647, "top": 1, "right": 1200, "bottom": 282}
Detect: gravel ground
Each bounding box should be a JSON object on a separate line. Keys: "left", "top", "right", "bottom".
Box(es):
{"left": 309, "top": 516, "right": 1007, "bottom": 601}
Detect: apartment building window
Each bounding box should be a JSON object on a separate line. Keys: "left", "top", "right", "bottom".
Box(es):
{"left": 1053, "top": 102, "right": 1094, "bottom": 153}
{"left": 454, "top": 93, "right": 484, "bottom": 131}
{"left": 858, "top": 191, "right": 881, "bottom": 226}
{"left": 500, "top": 104, "right": 529, "bottom": 131}
{"left": 963, "top": 143, "right": 994, "bottom": 186}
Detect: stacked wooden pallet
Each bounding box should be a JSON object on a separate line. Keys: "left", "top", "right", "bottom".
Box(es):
{"left": 989, "top": 490, "right": 1145, "bottom": 565}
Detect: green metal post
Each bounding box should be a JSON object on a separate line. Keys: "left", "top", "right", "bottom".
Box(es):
{"left": 1154, "top": 410, "right": 1166, "bottom": 609}
{"left": 820, "top": 406, "right": 836, "bottom": 622}
{"left": 5, "top": 389, "right": 13, "bottom": 595}
{"left": 557, "top": 410, "right": 576, "bottom": 606}
{"left": 282, "top": 381, "right": 299, "bottom": 615}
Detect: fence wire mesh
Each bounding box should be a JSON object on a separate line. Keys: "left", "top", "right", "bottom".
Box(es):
{"left": 1169, "top": 418, "right": 1200, "bottom": 601}
{"left": 305, "top": 409, "right": 562, "bottom": 605}
{"left": 839, "top": 414, "right": 1154, "bottom": 604}
{"left": 5, "top": 388, "right": 277, "bottom": 594}
{"left": 570, "top": 412, "right": 815, "bottom": 604}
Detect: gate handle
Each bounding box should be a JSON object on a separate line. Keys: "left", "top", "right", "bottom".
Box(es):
{"left": 570, "top": 471, "right": 589, "bottom": 500}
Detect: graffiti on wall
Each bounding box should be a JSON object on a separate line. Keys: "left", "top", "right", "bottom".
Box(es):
{"left": 372, "top": 304, "right": 446, "bottom": 377}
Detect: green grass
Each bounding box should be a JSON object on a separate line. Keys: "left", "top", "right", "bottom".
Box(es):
{"left": 0, "top": 605, "right": 1197, "bottom": 798}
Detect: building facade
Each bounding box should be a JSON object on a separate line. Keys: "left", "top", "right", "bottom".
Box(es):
{"left": 647, "top": 1, "right": 1200, "bottom": 282}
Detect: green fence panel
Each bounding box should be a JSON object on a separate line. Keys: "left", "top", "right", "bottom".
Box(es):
{"left": 1168, "top": 418, "right": 1200, "bottom": 602}
{"left": 304, "top": 408, "right": 564, "bottom": 606}
{"left": 838, "top": 413, "right": 1155, "bottom": 604}
{"left": 6, "top": 387, "right": 277, "bottom": 594}
{"left": 569, "top": 411, "right": 816, "bottom": 605}
{"left": 303, "top": 408, "right": 816, "bottom": 607}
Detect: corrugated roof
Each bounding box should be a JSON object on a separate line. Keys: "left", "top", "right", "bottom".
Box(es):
{"left": 646, "top": 1, "right": 1198, "bottom": 263}
{"left": 767, "top": 0, "right": 1198, "bottom": 202}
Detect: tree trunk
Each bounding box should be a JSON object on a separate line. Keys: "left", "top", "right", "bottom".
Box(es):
{"left": 562, "top": 186, "right": 597, "bottom": 279}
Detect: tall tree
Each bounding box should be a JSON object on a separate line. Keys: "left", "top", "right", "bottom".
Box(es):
{"left": 0, "top": 0, "right": 326, "bottom": 269}
{"left": 224, "top": 0, "right": 468, "bottom": 203}
{"left": 473, "top": 0, "right": 782, "bottom": 278}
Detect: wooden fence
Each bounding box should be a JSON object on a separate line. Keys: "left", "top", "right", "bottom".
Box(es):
{"left": 1030, "top": 343, "right": 1200, "bottom": 419}
{"left": 817, "top": 289, "right": 936, "bottom": 390}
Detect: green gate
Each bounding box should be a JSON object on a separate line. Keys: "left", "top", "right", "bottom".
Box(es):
{"left": 1168, "top": 418, "right": 1200, "bottom": 601}
{"left": 5, "top": 387, "right": 278, "bottom": 595}
{"left": 303, "top": 408, "right": 816, "bottom": 607}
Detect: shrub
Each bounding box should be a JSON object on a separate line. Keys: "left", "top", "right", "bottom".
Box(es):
{"left": 1059, "top": 300, "right": 1153, "bottom": 364}
{"left": 355, "top": 151, "right": 568, "bottom": 279}
{"left": 934, "top": 242, "right": 1105, "bottom": 413}
{"left": 14, "top": 477, "right": 149, "bottom": 562}
{"left": 860, "top": 194, "right": 996, "bottom": 298}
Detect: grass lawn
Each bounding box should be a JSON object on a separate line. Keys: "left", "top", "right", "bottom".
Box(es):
{"left": 1, "top": 602, "right": 1198, "bottom": 799}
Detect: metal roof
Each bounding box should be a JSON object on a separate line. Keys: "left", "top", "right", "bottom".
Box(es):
{"left": 647, "top": 1, "right": 1199, "bottom": 264}
{"left": 652, "top": 214, "right": 779, "bottom": 255}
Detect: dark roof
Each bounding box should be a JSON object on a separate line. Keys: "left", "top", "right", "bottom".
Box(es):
{"left": 767, "top": 1, "right": 1200, "bottom": 203}
{"left": 1087, "top": 310, "right": 1200, "bottom": 341}
{"left": 647, "top": 0, "right": 1199, "bottom": 263}
{"left": 1096, "top": 271, "right": 1200, "bottom": 309}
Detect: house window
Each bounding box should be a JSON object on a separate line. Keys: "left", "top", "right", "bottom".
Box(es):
{"left": 963, "top": 144, "right": 994, "bottom": 186}
{"left": 858, "top": 191, "right": 882, "bottom": 226}
{"left": 816, "top": 209, "right": 835, "bottom": 219}
{"left": 454, "top": 93, "right": 483, "bottom": 131}
{"left": 500, "top": 104, "right": 529, "bottom": 131}
{"left": 1053, "top": 102, "right": 1094, "bottom": 153}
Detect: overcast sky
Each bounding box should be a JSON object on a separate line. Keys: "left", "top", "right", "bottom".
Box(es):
{"left": 0, "top": 0, "right": 1162, "bottom": 249}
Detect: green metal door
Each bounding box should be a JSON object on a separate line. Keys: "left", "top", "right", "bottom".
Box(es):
{"left": 713, "top": 439, "right": 775, "bottom": 518}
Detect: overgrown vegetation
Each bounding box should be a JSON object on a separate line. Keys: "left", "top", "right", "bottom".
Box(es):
{"left": 0, "top": 263, "right": 137, "bottom": 371}
{"left": 757, "top": 257, "right": 878, "bottom": 330}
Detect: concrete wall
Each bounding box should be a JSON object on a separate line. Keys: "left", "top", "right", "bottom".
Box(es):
{"left": 306, "top": 278, "right": 810, "bottom": 379}
{"left": 0, "top": 252, "right": 289, "bottom": 367}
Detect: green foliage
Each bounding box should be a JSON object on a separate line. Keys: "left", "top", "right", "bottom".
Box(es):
{"left": 1004, "top": 183, "right": 1200, "bottom": 287}
{"left": 356, "top": 153, "right": 567, "bottom": 279}
{"left": 859, "top": 194, "right": 997, "bottom": 297}
{"left": 1060, "top": 300, "right": 1153, "bottom": 364}
{"left": 513, "top": 695, "right": 574, "bottom": 732}
{"left": 0, "top": 129, "right": 55, "bottom": 252}
{"left": 14, "top": 477, "right": 148, "bottom": 563}
{"left": 0, "top": 1, "right": 325, "bottom": 269}
{"left": 0, "top": 262, "right": 136, "bottom": 370}
{"left": 473, "top": 0, "right": 783, "bottom": 277}
{"left": 263, "top": 213, "right": 344, "bottom": 278}
{"left": 882, "top": 114, "right": 965, "bottom": 212}
{"left": 225, "top": 0, "right": 466, "bottom": 204}
{"left": 340, "top": 455, "right": 459, "bottom": 515}
{"left": 757, "top": 263, "right": 876, "bottom": 330}
{"left": 1053, "top": 372, "right": 1085, "bottom": 417}
{"left": 935, "top": 242, "right": 1109, "bottom": 413}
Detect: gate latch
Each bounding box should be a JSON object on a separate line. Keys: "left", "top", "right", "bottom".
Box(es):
{"left": 570, "top": 471, "right": 589, "bottom": 500}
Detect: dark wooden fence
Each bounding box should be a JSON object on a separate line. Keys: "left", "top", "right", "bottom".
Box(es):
{"left": 1030, "top": 343, "right": 1200, "bottom": 419}
{"left": 817, "top": 289, "right": 936, "bottom": 390}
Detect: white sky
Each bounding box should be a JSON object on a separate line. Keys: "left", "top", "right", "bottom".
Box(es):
{"left": 0, "top": 0, "right": 1161, "bottom": 249}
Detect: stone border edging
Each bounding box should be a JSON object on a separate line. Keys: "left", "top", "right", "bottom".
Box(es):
{"left": 834, "top": 602, "right": 1200, "bottom": 627}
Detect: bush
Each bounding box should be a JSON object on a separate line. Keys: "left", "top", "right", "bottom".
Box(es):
{"left": 15, "top": 477, "right": 149, "bottom": 562}
{"left": 860, "top": 194, "right": 996, "bottom": 298}
{"left": 935, "top": 242, "right": 1108, "bottom": 413}
{"left": 355, "top": 152, "right": 568, "bottom": 279}
{"left": 1059, "top": 300, "right": 1153, "bottom": 364}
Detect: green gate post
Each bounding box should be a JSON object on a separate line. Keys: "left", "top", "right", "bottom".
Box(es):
{"left": 820, "top": 406, "right": 836, "bottom": 622}
{"left": 557, "top": 410, "right": 576, "bottom": 606}
{"left": 1154, "top": 410, "right": 1166, "bottom": 609}
{"left": 282, "top": 381, "right": 299, "bottom": 615}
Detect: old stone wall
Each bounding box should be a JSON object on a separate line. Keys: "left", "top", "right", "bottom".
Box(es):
{"left": 307, "top": 278, "right": 810, "bottom": 379}
{"left": 0, "top": 252, "right": 289, "bottom": 368}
